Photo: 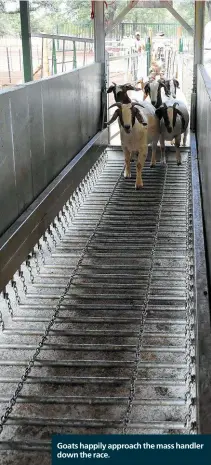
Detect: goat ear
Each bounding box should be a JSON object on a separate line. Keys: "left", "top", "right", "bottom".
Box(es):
{"left": 106, "top": 109, "right": 119, "bottom": 126}
{"left": 155, "top": 106, "right": 164, "bottom": 120}
{"left": 124, "top": 84, "right": 136, "bottom": 91}
{"left": 144, "top": 83, "right": 150, "bottom": 95}
{"left": 134, "top": 108, "right": 147, "bottom": 126}
{"left": 175, "top": 108, "right": 186, "bottom": 131}
{"left": 160, "top": 80, "right": 170, "bottom": 96}
{"left": 174, "top": 79, "right": 180, "bottom": 88}
{"left": 107, "top": 85, "right": 115, "bottom": 94}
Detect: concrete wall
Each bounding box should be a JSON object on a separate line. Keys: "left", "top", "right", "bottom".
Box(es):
{"left": 197, "top": 65, "right": 211, "bottom": 278}
{"left": 0, "top": 63, "right": 102, "bottom": 237}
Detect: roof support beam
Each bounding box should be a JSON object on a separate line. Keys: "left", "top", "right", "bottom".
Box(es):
{"left": 105, "top": 0, "right": 139, "bottom": 34}
{"left": 20, "top": 1, "right": 33, "bottom": 82}
{"left": 165, "top": 2, "right": 193, "bottom": 36}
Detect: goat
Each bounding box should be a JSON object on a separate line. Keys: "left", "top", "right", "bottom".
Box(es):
{"left": 161, "top": 78, "right": 188, "bottom": 147}
{"left": 164, "top": 78, "right": 180, "bottom": 99}
{"left": 155, "top": 101, "right": 189, "bottom": 165}
{"left": 143, "top": 79, "right": 170, "bottom": 107}
{"left": 107, "top": 82, "right": 141, "bottom": 104}
{"left": 107, "top": 102, "right": 148, "bottom": 189}
{"left": 107, "top": 82, "right": 160, "bottom": 168}
{"left": 145, "top": 77, "right": 189, "bottom": 148}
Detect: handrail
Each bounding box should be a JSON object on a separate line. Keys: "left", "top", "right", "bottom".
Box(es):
{"left": 32, "top": 33, "right": 94, "bottom": 44}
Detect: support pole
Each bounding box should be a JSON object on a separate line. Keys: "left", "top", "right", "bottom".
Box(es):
{"left": 190, "top": 1, "right": 205, "bottom": 131}
{"left": 94, "top": 0, "right": 105, "bottom": 64}
{"left": 19, "top": 1, "right": 33, "bottom": 82}
{"left": 94, "top": 1, "right": 106, "bottom": 131}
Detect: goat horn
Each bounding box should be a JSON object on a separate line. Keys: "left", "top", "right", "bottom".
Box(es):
{"left": 173, "top": 102, "right": 179, "bottom": 108}
{"left": 108, "top": 103, "right": 122, "bottom": 110}
{"left": 131, "top": 102, "right": 145, "bottom": 108}
{"left": 112, "top": 82, "right": 116, "bottom": 86}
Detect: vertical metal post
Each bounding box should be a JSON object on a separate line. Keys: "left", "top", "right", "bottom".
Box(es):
{"left": 94, "top": 0, "right": 105, "bottom": 64}
{"left": 94, "top": 1, "right": 106, "bottom": 131}
{"left": 52, "top": 39, "right": 57, "bottom": 74}
{"left": 62, "top": 40, "right": 65, "bottom": 72}
{"left": 19, "top": 0, "right": 33, "bottom": 82}
{"left": 191, "top": 0, "right": 205, "bottom": 131}
{"left": 6, "top": 47, "right": 11, "bottom": 83}
{"left": 73, "top": 41, "right": 77, "bottom": 69}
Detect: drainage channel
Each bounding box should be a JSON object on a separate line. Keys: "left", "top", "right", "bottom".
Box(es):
{"left": 0, "top": 148, "right": 196, "bottom": 464}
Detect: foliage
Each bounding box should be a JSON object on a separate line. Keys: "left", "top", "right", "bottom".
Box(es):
{"left": 1, "top": 0, "right": 210, "bottom": 37}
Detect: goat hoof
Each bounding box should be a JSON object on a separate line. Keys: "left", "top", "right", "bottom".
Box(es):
{"left": 177, "top": 161, "right": 182, "bottom": 166}
{"left": 135, "top": 183, "right": 143, "bottom": 190}
{"left": 150, "top": 163, "right": 156, "bottom": 168}
{"left": 124, "top": 174, "right": 131, "bottom": 179}
{"left": 161, "top": 159, "right": 166, "bottom": 165}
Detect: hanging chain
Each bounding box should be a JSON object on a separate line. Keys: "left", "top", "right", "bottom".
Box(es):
{"left": 18, "top": 269, "right": 28, "bottom": 295}
{"left": 32, "top": 251, "right": 41, "bottom": 274}
{"left": 48, "top": 225, "right": 57, "bottom": 248}
{"left": 0, "top": 151, "right": 117, "bottom": 434}
{"left": 43, "top": 233, "right": 52, "bottom": 254}
{"left": 53, "top": 220, "right": 62, "bottom": 240}
{"left": 11, "top": 279, "right": 21, "bottom": 305}
{"left": 38, "top": 240, "right": 45, "bottom": 265}
{"left": 26, "top": 255, "right": 35, "bottom": 284}
{"left": 122, "top": 164, "right": 168, "bottom": 434}
{"left": 3, "top": 290, "right": 13, "bottom": 318}
{"left": 184, "top": 153, "right": 197, "bottom": 434}
{"left": 0, "top": 304, "right": 4, "bottom": 331}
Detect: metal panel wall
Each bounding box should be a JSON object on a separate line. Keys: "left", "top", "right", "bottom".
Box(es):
{"left": 0, "top": 63, "right": 102, "bottom": 237}
{"left": 196, "top": 65, "right": 211, "bottom": 281}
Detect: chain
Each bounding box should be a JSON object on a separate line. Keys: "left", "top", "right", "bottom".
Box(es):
{"left": 11, "top": 279, "right": 21, "bottom": 305}
{"left": 57, "top": 214, "right": 66, "bottom": 234}
{"left": 26, "top": 255, "right": 35, "bottom": 284}
{"left": 43, "top": 233, "right": 52, "bottom": 254}
{"left": 53, "top": 219, "right": 62, "bottom": 240}
{"left": 0, "top": 151, "right": 120, "bottom": 434}
{"left": 122, "top": 164, "right": 168, "bottom": 434}
{"left": 38, "top": 240, "right": 45, "bottom": 265}
{"left": 32, "top": 250, "right": 41, "bottom": 274}
{"left": 18, "top": 269, "right": 28, "bottom": 295}
{"left": 48, "top": 225, "right": 57, "bottom": 248}
{"left": 3, "top": 290, "right": 13, "bottom": 318}
{"left": 184, "top": 153, "right": 197, "bottom": 434}
{"left": 0, "top": 303, "right": 4, "bottom": 331}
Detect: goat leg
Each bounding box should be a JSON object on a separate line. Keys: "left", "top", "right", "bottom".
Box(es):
{"left": 124, "top": 148, "right": 131, "bottom": 179}
{"left": 175, "top": 134, "right": 182, "bottom": 165}
{"left": 135, "top": 146, "right": 147, "bottom": 189}
{"left": 150, "top": 141, "right": 157, "bottom": 168}
{"left": 182, "top": 128, "right": 188, "bottom": 146}
{"left": 160, "top": 134, "right": 166, "bottom": 165}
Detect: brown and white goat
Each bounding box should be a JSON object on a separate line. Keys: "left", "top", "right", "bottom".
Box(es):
{"left": 107, "top": 102, "right": 148, "bottom": 189}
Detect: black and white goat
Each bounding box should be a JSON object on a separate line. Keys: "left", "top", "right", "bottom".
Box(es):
{"left": 107, "top": 82, "right": 160, "bottom": 168}
{"left": 155, "top": 101, "right": 189, "bottom": 165}
{"left": 144, "top": 77, "right": 189, "bottom": 150}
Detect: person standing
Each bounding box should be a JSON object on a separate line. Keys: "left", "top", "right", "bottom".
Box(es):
{"left": 133, "top": 32, "right": 144, "bottom": 81}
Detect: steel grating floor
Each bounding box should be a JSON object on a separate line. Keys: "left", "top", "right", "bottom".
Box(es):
{"left": 0, "top": 148, "right": 196, "bottom": 464}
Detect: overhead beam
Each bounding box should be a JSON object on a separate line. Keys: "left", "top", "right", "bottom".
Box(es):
{"left": 165, "top": 2, "right": 193, "bottom": 36}
{"left": 19, "top": 1, "right": 33, "bottom": 82}
{"left": 105, "top": 0, "right": 139, "bottom": 34}
{"left": 135, "top": 1, "right": 172, "bottom": 7}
